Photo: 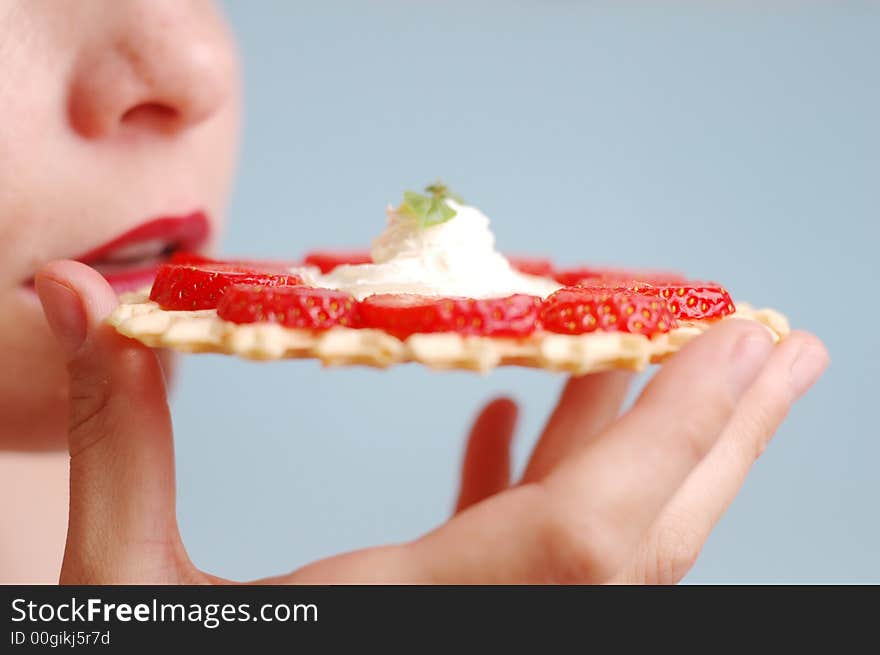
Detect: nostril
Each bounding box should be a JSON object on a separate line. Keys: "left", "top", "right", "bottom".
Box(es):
{"left": 120, "top": 102, "right": 181, "bottom": 133}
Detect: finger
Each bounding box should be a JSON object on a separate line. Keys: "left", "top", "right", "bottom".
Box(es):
{"left": 521, "top": 370, "right": 633, "bottom": 483}
{"left": 539, "top": 319, "right": 775, "bottom": 577}
{"left": 618, "top": 331, "right": 829, "bottom": 583}
{"left": 36, "top": 260, "right": 185, "bottom": 583}
{"left": 454, "top": 397, "right": 518, "bottom": 513}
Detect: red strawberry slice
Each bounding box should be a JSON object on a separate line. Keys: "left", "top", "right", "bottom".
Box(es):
{"left": 554, "top": 266, "right": 686, "bottom": 288}
{"left": 150, "top": 263, "right": 302, "bottom": 310}
{"left": 568, "top": 278, "right": 660, "bottom": 294}
{"left": 302, "top": 250, "right": 372, "bottom": 274}
{"left": 540, "top": 288, "right": 677, "bottom": 337}
{"left": 359, "top": 294, "right": 542, "bottom": 340}
{"left": 169, "top": 251, "right": 215, "bottom": 265}
{"left": 570, "top": 274, "right": 736, "bottom": 322}
{"left": 169, "top": 251, "right": 300, "bottom": 270}
{"left": 654, "top": 283, "right": 735, "bottom": 321}
{"left": 217, "top": 285, "right": 358, "bottom": 329}
{"left": 507, "top": 256, "right": 555, "bottom": 278}
{"left": 575, "top": 279, "right": 736, "bottom": 321}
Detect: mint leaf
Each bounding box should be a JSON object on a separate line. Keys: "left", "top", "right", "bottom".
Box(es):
{"left": 422, "top": 196, "right": 457, "bottom": 227}
{"left": 398, "top": 181, "right": 462, "bottom": 228}
{"left": 425, "top": 181, "right": 464, "bottom": 204}
{"left": 402, "top": 191, "right": 432, "bottom": 219}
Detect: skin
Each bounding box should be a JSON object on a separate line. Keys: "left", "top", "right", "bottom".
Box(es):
{"left": 3, "top": 1, "right": 829, "bottom": 584}
{"left": 0, "top": 0, "right": 239, "bottom": 450}
{"left": 0, "top": 0, "right": 239, "bottom": 581}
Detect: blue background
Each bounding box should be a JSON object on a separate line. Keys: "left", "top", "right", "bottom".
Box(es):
{"left": 172, "top": 1, "right": 879, "bottom": 582}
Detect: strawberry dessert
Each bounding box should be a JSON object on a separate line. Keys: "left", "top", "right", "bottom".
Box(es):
{"left": 109, "top": 183, "right": 789, "bottom": 373}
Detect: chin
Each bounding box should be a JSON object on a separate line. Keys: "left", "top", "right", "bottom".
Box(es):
{"left": 0, "top": 288, "right": 178, "bottom": 452}
{"left": 0, "top": 298, "right": 70, "bottom": 451}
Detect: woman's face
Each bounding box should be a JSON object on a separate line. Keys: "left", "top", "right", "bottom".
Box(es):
{"left": 0, "top": 0, "right": 240, "bottom": 449}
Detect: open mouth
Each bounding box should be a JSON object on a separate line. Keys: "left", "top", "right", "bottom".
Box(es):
{"left": 79, "top": 211, "right": 211, "bottom": 292}
{"left": 26, "top": 211, "right": 211, "bottom": 294}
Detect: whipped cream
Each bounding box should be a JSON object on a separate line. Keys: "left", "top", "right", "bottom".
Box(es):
{"left": 297, "top": 200, "right": 562, "bottom": 301}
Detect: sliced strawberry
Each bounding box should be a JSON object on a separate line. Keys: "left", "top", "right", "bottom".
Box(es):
{"left": 569, "top": 278, "right": 660, "bottom": 294}
{"left": 541, "top": 288, "right": 677, "bottom": 337}
{"left": 576, "top": 279, "right": 736, "bottom": 321}
{"left": 169, "top": 251, "right": 214, "bottom": 265}
{"left": 359, "top": 294, "right": 542, "bottom": 339}
{"left": 507, "top": 256, "right": 555, "bottom": 278}
{"left": 217, "top": 285, "right": 358, "bottom": 329}
{"left": 302, "top": 250, "right": 372, "bottom": 274}
{"left": 554, "top": 266, "right": 686, "bottom": 288}
{"left": 149, "top": 263, "right": 302, "bottom": 310}
{"left": 170, "top": 251, "right": 300, "bottom": 270}
{"left": 655, "top": 283, "right": 735, "bottom": 321}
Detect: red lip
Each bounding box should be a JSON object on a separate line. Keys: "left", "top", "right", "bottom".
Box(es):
{"left": 73, "top": 211, "right": 210, "bottom": 293}
{"left": 78, "top": 212, "right": 209, "bottom": 264}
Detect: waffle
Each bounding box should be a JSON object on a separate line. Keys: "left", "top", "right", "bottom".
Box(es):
{"left": 108, "top": 289, "right": 790, "bottom": 375}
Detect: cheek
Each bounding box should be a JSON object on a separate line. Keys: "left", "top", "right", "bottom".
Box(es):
{"left": 191, "top": 77, "right": 242, "bottom": 250}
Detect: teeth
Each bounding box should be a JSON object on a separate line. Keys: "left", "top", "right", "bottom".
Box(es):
{"left": 90, "top": 255, "right": 167, "bottom": 276}
{"left": 87, "top": 236, "right": 178, "bottom": 275}
{"left": 96, "top": 238, "right": 172, "bottom": 264}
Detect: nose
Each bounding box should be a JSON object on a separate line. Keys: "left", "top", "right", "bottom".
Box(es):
{"left": 67, "top": 2, "right": 236, "bottom": 139}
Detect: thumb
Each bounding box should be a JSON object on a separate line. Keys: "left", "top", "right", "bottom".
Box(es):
{"left": 36, "top": 260, "right": 186, "bottom": 583}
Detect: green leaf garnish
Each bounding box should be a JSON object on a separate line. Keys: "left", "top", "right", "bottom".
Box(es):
{"left": 399, "top": 181, "right": 463, "bottom": 228}
{"left": 424, "top": 181, "right": 464, "bottom": 204}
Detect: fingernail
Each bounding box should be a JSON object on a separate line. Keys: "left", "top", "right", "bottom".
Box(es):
{"left": 728, "top": 331, "right": 774, "bottom": 397}
{"left": 790, "top": 343, "right": 829, "bottom": 398}
{"left": 36, "top": 278, "right": 87, "bottom": 356}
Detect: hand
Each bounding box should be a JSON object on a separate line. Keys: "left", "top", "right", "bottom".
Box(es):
{"left": 36, "top": 260, "right": 828, "bottom": 584}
